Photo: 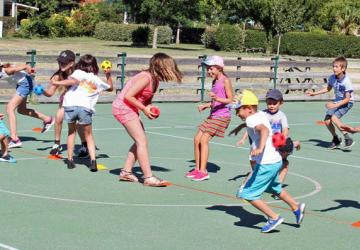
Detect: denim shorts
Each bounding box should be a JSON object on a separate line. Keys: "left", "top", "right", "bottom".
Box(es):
{"left": 64, "top": 106, "right": 93, "bottom": 125}
{"left": 16, "top": 75, "right": 33, "bottom": 98}
{"left": 325, "top": 102, "right": 353, "bottom": 119}
{"left": 238, "top": 161, "right": 283, "bottom": 201}
{"left": 0, "top": 120, "right": 10, "bottom": 137}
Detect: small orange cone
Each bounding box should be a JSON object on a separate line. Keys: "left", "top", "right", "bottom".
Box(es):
{"left": 47, "top": 155, "right": 63, "bottom": 160}
{"left": 32, "top": 127, "right": 42, "bottom": 133}
{"left": 351, "top": 221, "right": 360, "bottom": 228}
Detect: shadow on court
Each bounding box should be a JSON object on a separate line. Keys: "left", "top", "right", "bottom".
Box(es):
{"left": 228, "top": 172, "right": 250, "bottom": 181}
{"left": 187, "top": 160, "right": 221, "bottom": 173}
{"left": 314, "top": 199, "right": 360, "bottom": 212}
{"left": 307, "top": 139, "right": 330, "bottom": 148}
{"left": 19, "top": 136, "right": 53, "bottom": 144}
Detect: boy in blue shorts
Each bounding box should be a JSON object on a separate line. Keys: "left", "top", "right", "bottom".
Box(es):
{"left": 306, "top": 56, "right": 354, "bottom": 149}
{"left": 0, "top": 113, "right": 16, "bottom": 163}
{"left": 233, "top": 90, "right": 305, "bottom": 233}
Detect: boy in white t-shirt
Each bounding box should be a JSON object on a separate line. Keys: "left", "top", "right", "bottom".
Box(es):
{"left": 233, "top": 90, "right": 305, "bottom": 233}
{"left": 51, "top": 54, "right": 113, "bottom": 171}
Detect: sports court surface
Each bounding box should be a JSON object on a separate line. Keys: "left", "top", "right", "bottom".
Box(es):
{"left": 0, "top": 101, "right": 359, "bottom": 250}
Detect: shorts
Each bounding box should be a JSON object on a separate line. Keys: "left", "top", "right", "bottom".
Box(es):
{"left": 64, "top": 106, "right": 93, "bottom": 125}
{"left": 325, "top": 102, "right": 353, "bottom": 119}
{"left": 238, "top": 161, "right": 283, "bottom": 200}
{"left": 112, "top": 106, "right": 140, "bottom": 125}
{"left": 198, "top": 116, "right": 231, "bottom": 138}
{"left": 16, "top": 75, "right": 33, "bottom": 98}
{"left": 0, "top": 120, "right": 10, "bottom": 137}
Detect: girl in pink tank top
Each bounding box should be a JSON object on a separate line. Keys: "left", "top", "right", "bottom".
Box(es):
{"left": 112, "top": 53, "right": 182, "bottom": 187}
{"left": 187, "top": 56, "right": 234, "bottom": 181}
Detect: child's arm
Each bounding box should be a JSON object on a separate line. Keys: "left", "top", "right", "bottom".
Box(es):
{"left": 236, "top": 131, "right": 248, "bottom": 146}
{"left": 104, "top": 69, "right": 113, "bottom": 92}
{"left": 51, "top": 77, "right": 78, "bottom": 86}
{"left": 4, "top": 64, "right": 33, "bottom": 75}
{"left": 251, "top": 124, "right": 269, "bottom": 156}
{"left": 208, "top": 78, "right": 234, "bottom": 104}
{"left": 306, "top": 85, "right": 331, "bottom": 96}
{"left": 43, "top": 75, "right": 60, "bottom": 97}
{"left": 198, "top": 102, "right": 211, "bottom": 112}
{"left": 326, "top": 91, "right": 351, "bottom": 109}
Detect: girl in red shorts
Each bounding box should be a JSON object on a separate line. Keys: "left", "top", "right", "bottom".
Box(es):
{"left": 187, "top": 56, "right": 234, "bottom": 181}
{"left": 112, "top": 53, "right": 182, "bottom": 187}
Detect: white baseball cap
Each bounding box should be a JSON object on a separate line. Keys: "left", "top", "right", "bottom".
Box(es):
{"left": 203, "top": 55, "right": 225, "bottom": 68}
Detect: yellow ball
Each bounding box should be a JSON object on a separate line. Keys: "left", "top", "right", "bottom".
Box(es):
{"left": 101, "top": 60, "right": 112, "bottom": 70}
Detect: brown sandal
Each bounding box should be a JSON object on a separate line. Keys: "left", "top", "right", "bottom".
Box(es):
{"left": 119, "top": 169, "right": 139, "bottom": 182}
{"left": 143, "top": 176, "right": 169, "bottom": 187}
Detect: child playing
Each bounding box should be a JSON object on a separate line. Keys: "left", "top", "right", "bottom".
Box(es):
{"left": 0, "top": 113, "right": 16, "bottom": 163}
{"left": 51, "top": 54, "right": 113, "bottom": 171}
{"left": 43, "top": 50, "right": 88, "bottom": 157}
{"left": 112, "top": 53, "right": 182, "bottom": 187}
{"left": 234, "top": 90, "right": 305, "bottom": 233}
{"left": 306, "top": 56, "right": 355, "bottom": 149}
{"left": 187, "top": 55, "right": 233, "bottom": 181}
{"left": 0, "top": 62, "right": 54, "bottom": 148}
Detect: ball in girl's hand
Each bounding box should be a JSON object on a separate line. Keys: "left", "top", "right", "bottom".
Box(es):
{"left": 101, "top": 60, "right": 112, "bottom": 70}
{"left": 33, "top": 85, "right": 44, "bottom": 95}
{"left": 150, "top": 106, "right": 160, "bottom": 118}
{"left": 272, "top": 132, "right": 286, "bottom": 149}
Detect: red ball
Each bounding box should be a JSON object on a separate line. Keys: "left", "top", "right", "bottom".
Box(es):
{"left": 150, "top": 106, "right": 160, "bottom": 118}
{"left": 272, "top": 132, "right": 286, "bottom": 149}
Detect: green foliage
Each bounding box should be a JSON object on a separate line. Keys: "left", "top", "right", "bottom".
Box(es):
{"left": 201, "top": 26, "right": 218, "bottom": 49}
{"left": 132, "top": 26, "right": 151, "bottom": 46}
{"left": 150, "top": 26, "right": 173, "bottom": 44}
{"left": 180, "top": 27, "right": 205, "bottom": 44}
{"left": 277, "top": 32, "right": 360, "bottom": 58}
{"left": 0, "top": 17, "right": 16, "bottom": 36}
{"left": 244, "top": 30, "right": 267, "bottom": 49}
{"left": 94, "top": 22, "right": 139, "bottom": 41}
{"left": 214, "top": 24, "right": 245, "bottom": 52}
{"left": 46, "top": 13, "right": 68, "bottom": 38}
{"left": 69, "top": 4, "right": 101, "bottom": 36}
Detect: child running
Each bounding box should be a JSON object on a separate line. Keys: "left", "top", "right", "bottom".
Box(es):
{"left": 306, "top": 56, "right": 355, "bottom": 149}
{"left": 0, "top": 61, "right": 54, "bottom": 148}
{"left": 51, "top": 54, "right": 113, "bottom": 171}
{"left": 43, "top": 50, "right": 88, "bottom": 157}
{"left": 234, "top": 90, "right": 305, "bottom": 233}
{"left": 187, "top": 55, "right": 233, "bottom": 181}
{"left": 0, "top": 113, "right": 16, "bottom": 163}
{"left": 112, "top": 53, "right": 182, "bottom": 187}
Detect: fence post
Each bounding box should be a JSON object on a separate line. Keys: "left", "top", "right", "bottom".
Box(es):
{"left": 117, "top": 52, "right": 127, "bottom": 92}
{"left": 198, "top": 55, "right": 207, "bottom": 102}
{"left": 26, "top": 49, "right": 36, "bottom": 68}
{"left": 272, "top": 55, "right": 279, "bottom": 89}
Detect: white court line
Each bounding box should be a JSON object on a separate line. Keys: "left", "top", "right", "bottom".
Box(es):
{"left": 0, "top": 242, "right": 20, "bottom": 250}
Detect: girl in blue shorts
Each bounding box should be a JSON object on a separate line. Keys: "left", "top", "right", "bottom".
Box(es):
{"left": 0, "top": 113, "right": 16, "bottom": 163}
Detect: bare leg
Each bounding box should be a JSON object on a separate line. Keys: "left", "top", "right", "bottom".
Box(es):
{"left": 199, "top": 132, "right": 213, "bottom": 173}
{"left": 17, "top": 98, "right": 51, "bottom": 122}
{"left": 6, "top": 95, "right": 25, "bottom": 140}
{"left": 54, "top": 107, "right": 64, "bottom": 142}
{"left": 122, "top": 119, "right": 152, "bottom": 178}
{"left": 249, "top": 199, "right": 279, "bottom": 220}
{"left": 324, "top": 118, "right": 336, "bottom": 137}
{"left": 0, "top": 135, "right": 7, "bottom": 156}
{"left": 82, "top": 124, "right": 96, "bottom": 161}
{"left": 278, "top": 160, "right": 289, "bottom": 183}
{"left": 122, "top": 143, "right": 137, "bottom": 172}
{"left": 194, "top": 130, "right": 203, "bottom": 170}
{"left": 277, "top": 189, "right": 299, "bottom": 211}
{"left": 67, "top": 123, "right": 77, "bottom": 160}
{"left": 76, "top": 124, "right": 86, "bottom": 144}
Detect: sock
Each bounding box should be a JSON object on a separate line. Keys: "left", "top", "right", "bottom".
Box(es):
{"left": 54, "top": 140, "right": 60, "bottom": 145}
{"left": 82, "top": 142, "right": 87, "bottom": 147}
{"left": 344, "top": 133, "right": 350, "bottom": 140}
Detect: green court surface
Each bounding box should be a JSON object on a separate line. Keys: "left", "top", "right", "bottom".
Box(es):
{"left": 0, "top": 102, "right": 359, "bottom": 250}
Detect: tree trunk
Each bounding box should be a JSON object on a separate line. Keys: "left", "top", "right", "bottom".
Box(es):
{"left": 176, "top": 27, "right": 180, "bottom": 45}
{"left": 276, "top": 34, "right": 282, "bottom": 56}
{"left": 152, "top": 27, "right": 158, "bottom": 49}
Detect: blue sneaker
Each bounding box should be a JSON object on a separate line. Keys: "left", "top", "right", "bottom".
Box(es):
{"left": 0, "top": 154, "right": 17, "bottom": 163}
{"left": 294, "top": 203, "right": 306, "bottom": 225}
{"left": 261, "top": 216, "right": 284, "bottom": 233}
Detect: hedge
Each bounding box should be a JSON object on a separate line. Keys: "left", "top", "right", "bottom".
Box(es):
{"left": 0, "top": 17, "right": 16, "bottom": 36}
{"left": 201, "top": 26, "right": 218, "bottom": 50}
{"left": 215, "top": 24, "right": 245, "bottom": 52}
{"left": 244, "top": 30, "right": 267, "bottom": 50}
{"left": 179, "top": 27, "right": 205, "bottom": 44}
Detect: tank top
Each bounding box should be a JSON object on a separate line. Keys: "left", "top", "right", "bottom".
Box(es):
{"left": 210, "top": 75, "right": 231, "bottom": 117}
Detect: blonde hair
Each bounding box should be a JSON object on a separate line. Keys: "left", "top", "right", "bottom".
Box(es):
{"left": 147, "top": 53, "right": 183, "bottom": 92}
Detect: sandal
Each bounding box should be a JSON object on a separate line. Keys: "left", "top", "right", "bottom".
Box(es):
{"left": 119, "top": 169, "right": 139, "bottom": 182}
{"left": 143, "top": 176, "right": 169, "bottom": 187}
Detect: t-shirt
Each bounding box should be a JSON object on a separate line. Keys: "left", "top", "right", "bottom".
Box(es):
{"left": 0, "top": 68, "right": 27, "bottom": 84}
{"left": 328, "top": 74, "right": 354, "bottom": 103}
{"left": 246, "top": 111, "right": 282, "bottom": 165}
{"left": 63, "top": 70, "right": 110, "bottom": 112}
{"left": 263, "top": 109, "right": 288, "bottom": 134}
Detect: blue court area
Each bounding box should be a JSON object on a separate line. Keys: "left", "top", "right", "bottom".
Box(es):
{"left": 0, "top": 102, "right": 359, "bottom": 250}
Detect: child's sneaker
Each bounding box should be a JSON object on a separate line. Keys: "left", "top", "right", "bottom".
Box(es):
{"left": 50, "top": 144, "right": 63, "bottom": 155}
{"left": 41, "top": 117, "right": 54, "bottom": 133}
{"left": 329, "top": 136, "right": 342, "bottom": 149}
{"left": 8, "top": 138, "right": 22, "bottom": 148}
{"left": 261, "top": 216, "right": 284, "bottom": 233}
{"left": 89, "top": 160, "right": 98, "bottom": 172}
{"left": 344, "top": 138, "right": 355, "bottom": 149}
{"left": 67, "top": 159, "right": 76, "bottom": 169}
{"left": 0, "top": 154, "right": 17, "bottom": 163}
{"left": 191, "top": 171, "right": 209, "bottom": 181}
{"left": 185, "top": 169, "right": 200, "bottom": 178}
{"left": 77, "top": 145, "right": 89, "bottom": 158}
{"left": 294, "top": 203, "right": 306, "bottom": 225}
